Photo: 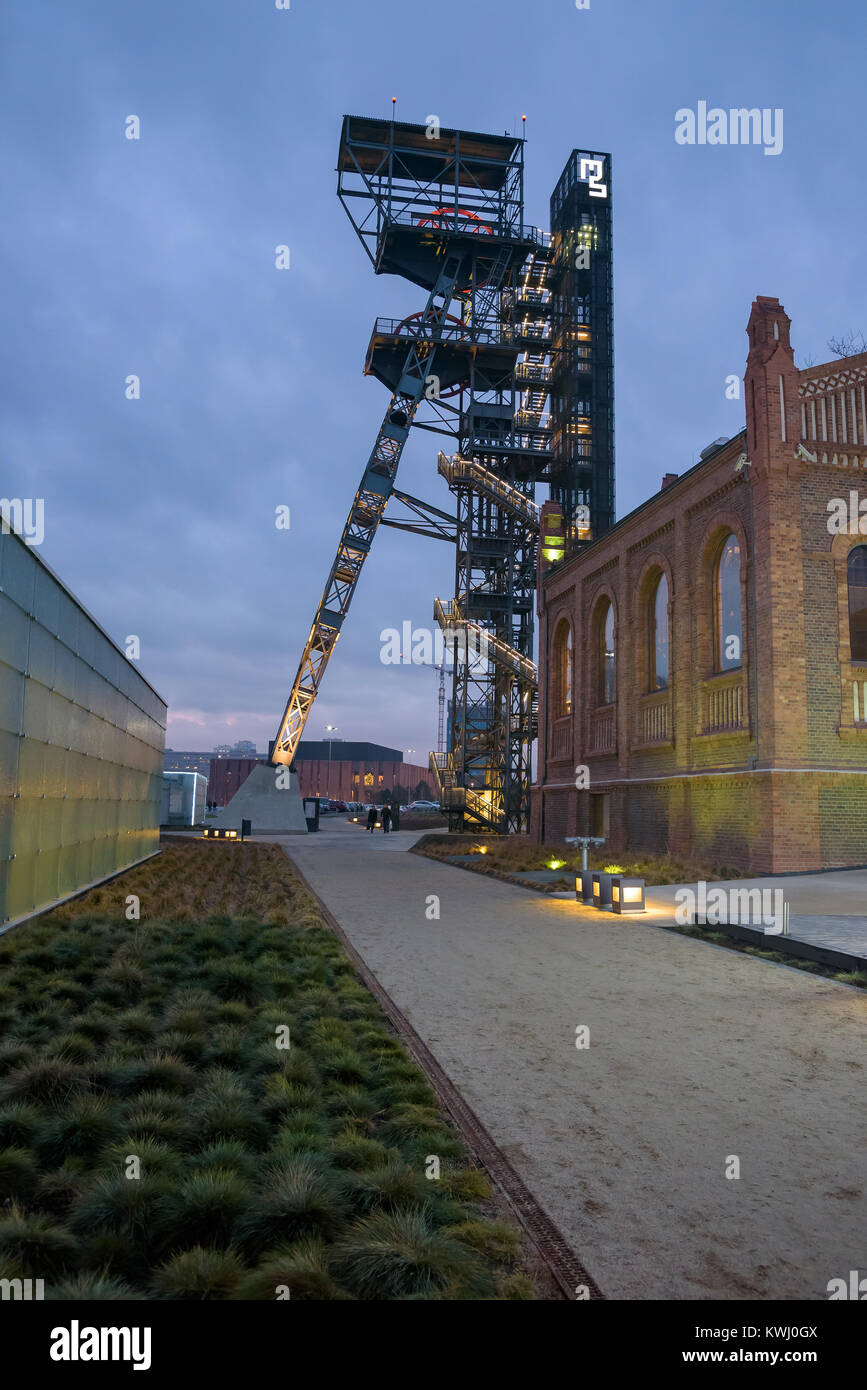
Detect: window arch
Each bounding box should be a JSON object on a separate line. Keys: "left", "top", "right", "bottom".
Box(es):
{"left": 848, "top": 545, "right": 867, "bottom": 661}
{"left": 553, "top": 620, "right": 573, "bottom": 715}
{"left": 714, "top": 533, "right": 743, "bottom": 671}
{"left": 649, "top": 572, "right": 669, "bottom": 690}
{"left": 597, "top": 600, "right": 615, "bottom": 705}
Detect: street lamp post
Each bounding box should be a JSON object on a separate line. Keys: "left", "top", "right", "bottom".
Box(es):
{"left": 404, "top": 750, "right": 415, "bottom": 804}
{"left": 325, "top": 725, "right": 338, "bottom": 799}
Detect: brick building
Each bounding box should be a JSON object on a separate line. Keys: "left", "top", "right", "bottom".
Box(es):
{"left": 290, "top": 741, "right": 433, "bottom": 803}
{"left": 533, "top": 296, "right": 867, "bottom": 872}
{"left": 207, "top": 742, "right": 434, "bottom": 807}
{"left": 207, "top": 756, "right": 264, "bottom": 808}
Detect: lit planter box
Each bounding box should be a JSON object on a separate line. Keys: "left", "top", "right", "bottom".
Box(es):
{"left": 610, "top": 876, "right": 646, "bottom": 914}
{"left": 576, "top": 870, "right": 595, "bottom": 905}
{"left": 591, "top": 871, "right": 613, "bottom": 909}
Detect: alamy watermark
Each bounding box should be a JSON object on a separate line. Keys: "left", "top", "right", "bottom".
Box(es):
{"left": 675, "top": 882, "right": 788, "bottom": 935}
{"left": 675, "top": 103, "right": 783, "bottom": 156}
{"left": 1, "top": 1276, "right": 44, "bottom": 1300}
{"left": 0, "top": 498, "right": 44, "bottom": 546}
{"left": 827, "top": 492, "right": 867, "bottom": 534}
{"left": 380, "top": 622, "right": 489, "bottom": 668}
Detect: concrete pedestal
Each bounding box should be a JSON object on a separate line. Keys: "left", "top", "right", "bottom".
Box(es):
{"left": 214, "top": 765, "right": 307, "bottom": 835}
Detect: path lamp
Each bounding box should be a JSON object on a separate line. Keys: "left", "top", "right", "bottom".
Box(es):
{"left": 591, "top": 870, "right": 614, "bottom": 910}
{"left": 325, "top": 725, "right": 339, "bottom": 798}
{"left": 565, "top": 836, "right": 606, "bottom": 905}
{"left": 610, "top": 875, "right": 646, "bottom": 914}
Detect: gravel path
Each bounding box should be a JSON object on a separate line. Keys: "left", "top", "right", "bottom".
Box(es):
{"left": 281, "top": 825, "right": 867, "bottom": 1300}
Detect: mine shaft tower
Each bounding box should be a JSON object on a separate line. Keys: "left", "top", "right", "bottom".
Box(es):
{"left": 272, "top": 116, "right": 613, "bottom": 834}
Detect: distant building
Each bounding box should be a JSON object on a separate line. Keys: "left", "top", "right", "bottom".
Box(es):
{"left": 230, "top": 739, "right": 257, "bottom": 757}
{"left": 206, "top": 742, "right": 436, "bottom": 807}
{"left": 208, "top": 756, "right": 267, "bottom": 808}
{"left": 163, "top": 750, "right": 213, "bottom": 776}
{"left": 213, "top": 744, "right": 232, "bottom": 758}
{"left": 292, "top": 741, "right": 433, "bottom": 802}
{"left": 161, "top": 772, "right": 208, "bottom": 827}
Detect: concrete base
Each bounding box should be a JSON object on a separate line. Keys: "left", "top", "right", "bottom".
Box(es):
{"left": 214, "top": 765, "right": 308, "bottom": 835}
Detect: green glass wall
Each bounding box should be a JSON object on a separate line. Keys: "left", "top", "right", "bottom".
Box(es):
{"left": 0, "top": 528, "right": 167, "bottom": 928}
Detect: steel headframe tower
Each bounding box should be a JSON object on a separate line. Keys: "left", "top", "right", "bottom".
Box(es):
{"left": 272, "top": 117, "right": 613, "bottom": 838}
{"left": 272, "top": 115, "right": 537, "bottom": 778}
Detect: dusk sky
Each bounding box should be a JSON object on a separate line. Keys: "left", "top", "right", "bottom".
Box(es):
{"left": 2, "top": 0, "right": 864, "bottom": 758}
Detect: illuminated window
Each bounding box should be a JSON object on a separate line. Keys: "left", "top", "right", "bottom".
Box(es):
{"left": 715, "top": 534, "right": 743, "bottom": 671}
{"left": 848, "top": 546, "right": 867, "bottom": 661}
{"left": 553, "top": 621, "right": 573, "bottom": 715}
{"left": 364, "top": 772, "right": 374, "bottom": 786}
{"left": 598, "top": 601, "right": 615, "bottom": 705}
{"left": 649, "top": 573, "right": 669, "bottom": 691}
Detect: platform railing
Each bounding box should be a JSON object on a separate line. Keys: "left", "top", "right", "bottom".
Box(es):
{"left": 437, "top": 452, "right": 540, "bottom": 524}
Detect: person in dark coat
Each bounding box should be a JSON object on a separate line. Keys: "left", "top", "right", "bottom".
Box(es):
{"left": 366, "top": 805, "right": 377, "bottom": 833}
{"left": 381, "top": 804, "right": 392, "bottom": 833}
{"left": 390, "top": 800, "right": 400, "bottom": 832}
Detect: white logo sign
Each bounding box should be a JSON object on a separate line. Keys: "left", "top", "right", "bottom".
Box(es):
{"left": 579, "top": 157, "right": 607, "bottom": 199}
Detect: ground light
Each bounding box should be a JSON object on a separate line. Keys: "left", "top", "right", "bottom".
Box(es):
{"left": 576, "top": 871, "right": 595, "bottom": 905}
{"left": 610, "top": 876, "right": 646, "bottom": 914}
{"left": 547, "top": 858, "right": 565, "bottom": 870}
{"left": 591, "top": 870, "right": 613, "bottom": 909}
{"left": 203, "top": 828, "right": 239, "bottom": 841}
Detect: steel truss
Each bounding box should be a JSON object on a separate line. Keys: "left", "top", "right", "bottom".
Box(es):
{"left": 273, "top": 118, "right": 612, "bottom": 839}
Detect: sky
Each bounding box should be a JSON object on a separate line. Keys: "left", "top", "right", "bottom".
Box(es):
{"left": 2, "top": 0, "right": 865, "bottom": 759}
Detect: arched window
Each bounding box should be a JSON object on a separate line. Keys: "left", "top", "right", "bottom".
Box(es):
{"left": 715, "top": 534, "right": 743, "bottom": 671}
{"left": 599, "top": 601, "right": 615, "bottom": 705}
{"left": 553, "top": 621, "right": 573, "bottom": 715}
{"left": 848, "top": 546, "right": 867, "bottom": 661}
{"left": 649, "top": 573, "right": 669, "bottom": 690}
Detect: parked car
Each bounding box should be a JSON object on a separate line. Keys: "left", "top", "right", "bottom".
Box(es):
{"left": 406, "top": 800, "right": 440, "bottom": 812}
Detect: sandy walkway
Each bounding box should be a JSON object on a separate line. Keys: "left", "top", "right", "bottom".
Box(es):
{"left": 282, "top": 826, "right": 867, "bottom": 1300}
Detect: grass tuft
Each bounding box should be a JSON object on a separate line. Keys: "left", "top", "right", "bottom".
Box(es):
{"left": 150, "top": 1247, "right": 245, "bottom": 1300}
{"left": 332, "top": 1206, "right": 491, "bottom": 1299}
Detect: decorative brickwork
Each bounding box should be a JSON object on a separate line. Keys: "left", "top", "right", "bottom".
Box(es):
{"left": 533, "top": 297, "right": 867, "bottom": 872}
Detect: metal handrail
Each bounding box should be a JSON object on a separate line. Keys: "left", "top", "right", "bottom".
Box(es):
{"left": 433, "top": 596, "right": 537, "bottom": 686}
{"left": 437, "top": 452, "right": 541, "bottom": 523}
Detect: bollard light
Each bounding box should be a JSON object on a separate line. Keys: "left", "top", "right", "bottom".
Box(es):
{"left": 610, "top": 876, "right": 646, "bottom": 914}
{"left": 576, "top": 870, "right": 595, "bottom": 905}
{"left": 591, "top": 871, "right": 613, "bottom": 909}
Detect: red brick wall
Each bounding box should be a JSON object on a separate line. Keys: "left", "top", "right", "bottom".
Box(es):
{"left": 208, "top": 757, "right": 434, "bottom": 806}
{"left": 292, "top": 759, "right": 433, "bottom": 802}
{"left": 535, "top": 296, "right": 867, "bottom": 872}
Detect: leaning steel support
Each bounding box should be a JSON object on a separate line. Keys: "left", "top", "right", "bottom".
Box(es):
{"left": 272, "top": 250, "right": 467, "bottom": 764}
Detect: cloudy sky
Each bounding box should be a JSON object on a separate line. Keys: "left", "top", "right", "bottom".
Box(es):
{"left": 2, "top": 0, "right": 864, "bottom": 758}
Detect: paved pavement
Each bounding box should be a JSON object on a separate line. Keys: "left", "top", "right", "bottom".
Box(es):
{"left": 278, "top": 823, "right": 867, "bottom": 1300}
{"left": 642, "top": 872, "right": 867, "bottom": 959}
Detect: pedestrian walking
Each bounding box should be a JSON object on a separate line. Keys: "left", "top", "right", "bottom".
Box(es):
{"left": 381, "top": 803, "right": 392, "bottom": 833}
{"left": 366, "top": 805, "right": 377, "bottom": 833}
